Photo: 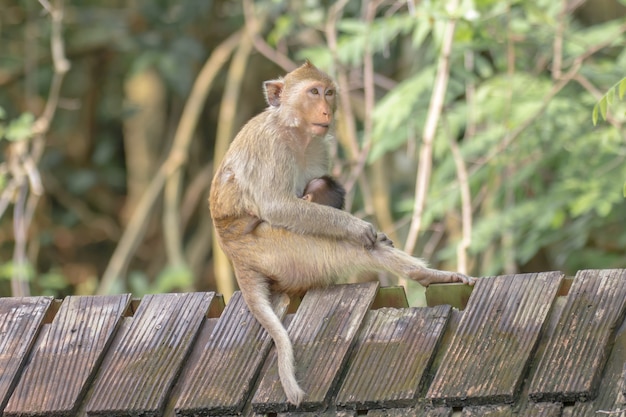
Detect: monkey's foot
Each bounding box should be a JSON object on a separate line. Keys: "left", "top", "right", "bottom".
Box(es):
{"left": 410, "top": 269, "right": 476, "bottom": 286}
{"left": 452, "top": 272, "right": 476, "bottom": 286}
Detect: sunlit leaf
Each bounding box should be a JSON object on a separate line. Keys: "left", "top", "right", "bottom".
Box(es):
{"left": 0, "top": 261, "right": 35, "bottom": 281}
{"left": 607, "top": 87, "right": 615, "bottom": 104}
{"left": 268, "top": 15, "right": 294, "bottom": 46}
{"left": 5, "top": 112, "right": 35, "bottom": 141}
{"left": 592, "top": 77, "right": 626, "bottom": 124}
{"left": 599, "top": 96, "right": 608, "bottom": 120}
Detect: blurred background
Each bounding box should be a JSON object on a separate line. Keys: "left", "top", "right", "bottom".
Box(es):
{"left": 0, "top": 0, "right": 625, "bottom": 304}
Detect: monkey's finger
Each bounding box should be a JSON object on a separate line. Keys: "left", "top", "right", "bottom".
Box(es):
{"left": 376, "top": 232, "right": 394, "bottom": 248}
{"left": 364, "top": 224, "right": 377, "bottom": 249}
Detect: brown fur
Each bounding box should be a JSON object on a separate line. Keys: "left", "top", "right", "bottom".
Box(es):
{"left": 209, "top": 61, "right": 474, "bottom": 407}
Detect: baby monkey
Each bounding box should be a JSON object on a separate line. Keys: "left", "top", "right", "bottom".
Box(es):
{"left": 301, "top": 175, "right": 345, "bottom": 208}
{"left": 243, "top": 175, "right": 345, "bottom": 234}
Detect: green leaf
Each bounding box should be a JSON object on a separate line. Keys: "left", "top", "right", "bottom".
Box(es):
{"left": 592, "top": 77, "right": 626, "bottom": 124}
{"left": 154, "top": 264, "right": 194, "bottom": 293}
{"left": 39, "top": 270, "right": 69, "bottom": 291}
{"left": 0, "top": 107, "right": 6, "bottom": 119}
{"left": 0, "top": 261, "right": 35, "bottom": 281}
{"left": 599, "top": 96, "right": 608, "bottom": 120}
{"left": 607, "top": 87, "right": 615, "bottom": 104}
{"left": 5, "top": 112, "right": 35, "bottom": 141}
{"left": 267, "top": 15, "right": 294, "bottom": 46}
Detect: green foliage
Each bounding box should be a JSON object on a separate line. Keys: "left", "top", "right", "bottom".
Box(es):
{"left": 0, "top": 262, "right": 35, "bottom": 282}
{"left": 0, "top": 111, "right": 35, "bottom": 142}
{"left": 592, "top": 77, "right": 626, "bottom": 125}
{"left": 357, "top": 0, "right": 626, "bottom": 274}
{"left": 128, "top": 265, "right": 194, "bottom": 297}
{"left": 369, "top": 68, "right": 436, "bottom": 161}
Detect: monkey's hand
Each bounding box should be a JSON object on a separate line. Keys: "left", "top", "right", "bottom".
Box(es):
{"left": 376, "top": 232, "right": 394, "bottom": 248}
{"left": 354, "top": 220, "right": 377, "bottom": 249}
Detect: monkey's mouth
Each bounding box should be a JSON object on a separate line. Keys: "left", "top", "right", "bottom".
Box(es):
{"left": 310, "top": 123, "right": 331, "bottom": 136}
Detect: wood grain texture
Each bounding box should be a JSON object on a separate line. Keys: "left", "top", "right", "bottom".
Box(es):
{"left": 559, "top": 284, "right": 626, "bottom": 417}
{"left": 427, "top": 272, "right": 563, "bottom": 406}
{"left": 529, "top": 269, "right": 626, "bottom": 402}
{"left": 4, "top": 295, "right": 130, "bottom": 416}
{"left": 252, "top": 282, "right": 379, "bottom": 413}
{"left": 174, "top": 291, "right": 289, "bottom": 416}
{"left": 0, "top": 297, "right": 52, "bottom": 411}
{"left": 518, "top": 403, "right": 562, "bottom": 417}
{"left": 336, "top": 305, "right": 451, "bottom": 409}
{"left": 367, "top": 407, "right": 452, "bottom": 417}
{"left": 85, "top": 292, "right": 214, "bottom": 416}
{"left": 276, "top": 410, "right": 357, "bottom": 417}
{"left": 461, "top": 405, "right": 512, "bottom": 417}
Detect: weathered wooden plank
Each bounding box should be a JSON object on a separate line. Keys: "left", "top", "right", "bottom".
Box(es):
{"left": 0, "top": 297, "right": 53, "bottom": 411}
{"left": 556, "top": 283, "right": 626, "bottom": 417}
{"left": 277, "top": 410, "right": 356, "bottom": 417}
{"left": 461, "top": 405, "right": 512, "bottom": 416}
{"left": 85, "top": 292, "right": 215, "bottom": 416}
{"left": 4, "top": 295, "right": 130, "bottom": 416}
{"left": 518, "top": 403, "right": 562, "bottom": 417}
{"left": 529, "top": 269, "right": 626, "bottom": 402}
{"left": 336, "top": 305, "right": 451, "bottom": 409}
{"left": 367, "top": 407, "right": 452, "bottom": 417}
{"left": 427, "top": 272, "right": 563, "bottom": 406}
{"left": 561, "top": 403, "right": 595, "bottom": 417}
{"left": 252, "top": 282, "right": 379, "bottom": 413}
{"left": 174, "top": 291, "right": 290, "bottom": 416}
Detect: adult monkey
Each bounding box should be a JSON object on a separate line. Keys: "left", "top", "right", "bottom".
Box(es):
{"left": 209, "top": 61, "right": 474, "bottom": 406}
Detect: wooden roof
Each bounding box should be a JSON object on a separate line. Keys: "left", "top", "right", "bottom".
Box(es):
{"left": 1, "top": 269, "right": 626, "bottom": 416}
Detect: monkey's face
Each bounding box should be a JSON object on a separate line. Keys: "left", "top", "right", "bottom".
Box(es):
{"left": 263, "top": 61, "right": 337, "bottom": 137}
{"left": 299, "top": 82, "right": 336, "bottom": 136}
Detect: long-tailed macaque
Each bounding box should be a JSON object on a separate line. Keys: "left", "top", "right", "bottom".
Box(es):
{"left": 209, "top": 61, "right": 474, "bottom": 407}
{"left": 243, "top": 175, "right": 345, "bottom": 234}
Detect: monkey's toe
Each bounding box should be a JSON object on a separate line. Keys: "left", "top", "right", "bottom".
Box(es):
{"left": 455, "top": 273, "right": 477, "bottom": 285}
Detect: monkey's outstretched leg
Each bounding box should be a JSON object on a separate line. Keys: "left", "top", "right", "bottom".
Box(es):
{"left": 235, "top": 266, "right": 305, "bottom": 406}
{"left": 370, "top": 244, "right": 475, "bottom": 286}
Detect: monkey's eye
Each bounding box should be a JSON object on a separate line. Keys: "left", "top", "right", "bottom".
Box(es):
{"left": 310, "top": 88, "right": 320, "bottom": 95}
{"left": 326, "top": 90, "right": 335, "bottom": 97}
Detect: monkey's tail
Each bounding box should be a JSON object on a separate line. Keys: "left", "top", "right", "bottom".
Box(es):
{"left": 238, "top": 274, "right": 305, "bottom": 406}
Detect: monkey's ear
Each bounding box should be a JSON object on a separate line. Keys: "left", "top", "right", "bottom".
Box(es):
{"left": 263, "top": 79, "right": 284, "bottom": 108}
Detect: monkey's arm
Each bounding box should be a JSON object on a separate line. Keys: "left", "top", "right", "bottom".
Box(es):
{"left": 258, "top": 194, "right": 377, "bottom": 248}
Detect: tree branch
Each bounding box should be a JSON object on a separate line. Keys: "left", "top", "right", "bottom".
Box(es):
{"left": 97, "top": 31, "right": 242, "bottom": 295}
{"left": 404, "top": 1, "right": 459, "bottom": 255}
